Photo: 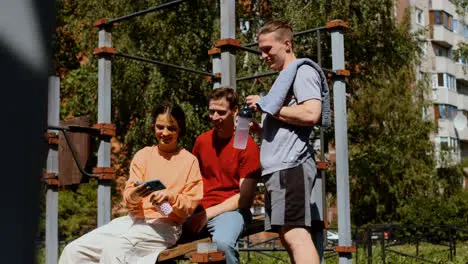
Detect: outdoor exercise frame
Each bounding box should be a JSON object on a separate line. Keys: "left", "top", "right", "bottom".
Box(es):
{"left": 44, "top": 1, "right": 352, "bottom": 263}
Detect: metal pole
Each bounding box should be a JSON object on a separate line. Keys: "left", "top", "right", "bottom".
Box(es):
{"left": 97, "top": 26, "right": 112, "bottom": 227}
{"left": 212, "top": 51, "right": 221, "bottom": 89}
{"left": 220, "top": 0, "right": 236, "bottom": 89}
{"left": 314, "top": 29, "right": 326, "bottom": 264}
{"left": 448, "top": 226, "right": 453, "bottom": 261}
{"left": 45, "top": 76, "right": 59, "bottom": 264}
{"left": 380, "top": 232, "right": 386, "bottom": 264}
{"left": 331, "top": 22, "right": 352, "bottom": 264}
{"left": 367, "top": 228, "right": 372, "bottom": 264}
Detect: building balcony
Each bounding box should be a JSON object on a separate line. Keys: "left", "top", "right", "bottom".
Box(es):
{"left": 430, "top": 0, "right": 456, "bottom": 16}
{"left": 431, "top": 25, "right": 455, "bottom": 47}
{"left": 456, "top": 63, "right": 468, "bottom": 82}
{"left": 457, "top": 94, "right": 468, "bottom": 111}
{"left": 434, "top": 56, "right": 456, "bottom": 74}
{"left": 458, "top": 126, "right": 468, "bottom": 142}
{"left": 438, "top": 119, "right": 457, "bottom": 138}
{"left": 433, "top": 87, "right": 458, "bottom": 106}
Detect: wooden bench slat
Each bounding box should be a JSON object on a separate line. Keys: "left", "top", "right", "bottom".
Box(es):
{"left": 157, "top": 218, "right": 265, "bottom": 262}
{"left": 158, "top": 237, "right": 212, "bottom": 261}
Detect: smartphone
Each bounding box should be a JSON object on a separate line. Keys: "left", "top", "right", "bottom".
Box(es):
{"left": 134, "top": 179, "right": 166, "bottom": 191}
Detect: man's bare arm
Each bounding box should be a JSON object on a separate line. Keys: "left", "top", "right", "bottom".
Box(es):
{"left": 274, "top": 99, "right": 321, "bottom": 126}
{"left": 205, "top": 177, "right": 259, "bottom": 219}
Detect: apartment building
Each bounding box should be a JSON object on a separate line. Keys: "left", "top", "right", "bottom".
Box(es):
{"left": 397, "top": 0, "right": 468, "bottom": 169}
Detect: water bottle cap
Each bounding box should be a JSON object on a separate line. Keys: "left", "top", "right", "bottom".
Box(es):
{"left": 239, "top": 105, "right": 252, "bottom": 118}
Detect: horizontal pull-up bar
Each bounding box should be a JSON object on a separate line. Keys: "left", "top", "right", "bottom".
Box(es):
{"left": 237, "top": 71, "right": 277, "bottom": 82}
{"left": 244, "top": 25, "right": 329, "bottom": 48}
{"left": 106, "top": 0, "right": 190, "bottom": 25}
{"left": 115, "top": 52, "right": 215, "bottom": 77}
{"left": 236, "top": 45, "right": 261, "bottom": 55}
{"left": 294, "top": 26, "right": 329, "bottom": 37}
{"left": 237, "top": 67, "right": 346, "bottom": 82}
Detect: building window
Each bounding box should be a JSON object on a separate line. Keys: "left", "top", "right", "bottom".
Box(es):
{"left": 430, "top": 10, "right": 453, "bottom": 31}
{"left": 437, "top": 73, "right": 444, "bottom": 86}
{"left": 433, "top": 43, "right": 452, "bottom": 58}
{"left": 433, "top": 73, "right": 457, "bottom": 91}
{"left": 416, "top": 7, "right": 424, "bottom": 25}
{"left": 437, "top": 136, "right": 459, "bottom": 154}
{"left": 458, "top": 81, "right": 468, "bottom": 95}
{"left": 448, "top": 74, "right": 456, "bottom": 90}
{"left": 440, "top": 137, "right": 449, "bottom": 150}
{"left": 459, "top": 57, "right": 467, "bottom": 65}
{"left": 439, "top": 137, "right": 457, "bottom": 150}
{"left": 420, "top": 41, "right": 427, "bottom": 56}
{"left": 417, "top": 71, "right": 424, "bottom": 80}
{"left": 435, "top": 104, "right": 458, "bottom": 120}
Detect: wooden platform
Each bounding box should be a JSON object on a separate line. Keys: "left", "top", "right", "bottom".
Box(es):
{"left": 157, "top": 218, "right": 265, "bottom": 263}
{"left": 157, "top": 237, "right": 212, "bottom": 262}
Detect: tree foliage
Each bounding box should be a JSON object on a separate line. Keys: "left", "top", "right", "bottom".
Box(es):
{"left": 49, "top": 0, "right": 468, "bottom": 244}
{"left": 53, "top": 0, "right": 219, "bottom": 239}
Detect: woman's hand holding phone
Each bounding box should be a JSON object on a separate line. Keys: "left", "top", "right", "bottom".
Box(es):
{"left": 129, "top": 184, "right": 153, "bottom": 201}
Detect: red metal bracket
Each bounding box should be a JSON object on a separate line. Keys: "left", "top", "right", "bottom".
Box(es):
{"left": 92, "top": 123, "right": 116, "bottom": 137}
{"left": 336, "top": 69, "right": 350, "bottom": 77}
{"left": 208, "top": 48, "right": 221, "bottom": 55}
{"left": 316, "top": 161, "right": 328, "bottom": 170}
{"left": 44, "top": 132, "right": 59, "bottom": 145}
{"left": 43, "top": 172, "right": 59, "bottom": 187}
{"left": 92, "top": 167, "right": 116, "bottom": 181}
{"left": 93, "top": 47, "right": 116, "bottom": 56}
{"left": 94, "top": 18, "right": 108, "bottom": 27}
{"left": 190, "top": 251, "right": 225, "bottom": 263}
{"left": 327, "top": 20, "right": 349, "bottom": 30}
{"left": 334, "top": 245, "right": 357, "bottom": 253}
{"left": 327, "top": 69, "right": 350, "bottom": 79}
{"left": 215, "top": 38, "right": 241, "bottom": 48}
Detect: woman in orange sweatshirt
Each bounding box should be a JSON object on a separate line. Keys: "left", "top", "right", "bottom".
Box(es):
{"left": 59, "top": 102, "right": 203, "bottom": 264}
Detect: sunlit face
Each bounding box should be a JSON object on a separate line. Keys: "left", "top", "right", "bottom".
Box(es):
{"left": 208, "top": 98, "right": 237, "bottom": 136}
{"left": 258, "top": 32, "right": 291, "bottom": 71}
{"left": 154, "top": 113, "right": 180, "bottom": 152}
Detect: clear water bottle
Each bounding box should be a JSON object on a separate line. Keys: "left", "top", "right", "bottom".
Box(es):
{"left": 233, "top": 105, "right": 252, "bottom": 149}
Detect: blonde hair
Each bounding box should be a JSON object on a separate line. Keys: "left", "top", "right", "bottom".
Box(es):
{"left": 257, "top": 20, "right": 294, "bottom": 44}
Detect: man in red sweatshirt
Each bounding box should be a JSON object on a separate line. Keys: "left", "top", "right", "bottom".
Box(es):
{"left": 186, "top": 87, "right": 261, "bottom": 264}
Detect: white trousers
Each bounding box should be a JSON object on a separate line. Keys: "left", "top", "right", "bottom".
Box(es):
{"left": 59, "top": 215, "right": 181, "bottom": 264}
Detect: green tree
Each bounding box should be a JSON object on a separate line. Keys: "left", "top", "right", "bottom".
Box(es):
{"left": 52, "top": 0, "right": 219, "bottom": 242}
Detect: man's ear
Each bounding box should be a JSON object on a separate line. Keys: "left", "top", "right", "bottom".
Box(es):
{"left": 284, "top": 39, "right": 292, "bottom": 52}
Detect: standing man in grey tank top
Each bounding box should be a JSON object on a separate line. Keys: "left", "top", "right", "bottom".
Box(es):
{"left": 246, "top": 20, "right": 325, "bottom": 264}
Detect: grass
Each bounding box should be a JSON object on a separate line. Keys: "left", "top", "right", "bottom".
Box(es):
{"left": 324, "top": 242, "right": 468, "bottom": 264}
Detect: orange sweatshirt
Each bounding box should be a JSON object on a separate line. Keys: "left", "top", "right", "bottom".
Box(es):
{"left": 123, "top": 146, "right": 203, "bottom": 224}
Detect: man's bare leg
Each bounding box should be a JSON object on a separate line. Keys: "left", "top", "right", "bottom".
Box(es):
{"left": 280, "top": 226, "right": 320, "bottom": 264}
{"left": 279, "top": 233, "right": 295, "bottom": 264}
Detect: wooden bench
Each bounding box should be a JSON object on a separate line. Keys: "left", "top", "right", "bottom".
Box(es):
{"left": 157, "top": 218, "right": 265, "bottom": 263}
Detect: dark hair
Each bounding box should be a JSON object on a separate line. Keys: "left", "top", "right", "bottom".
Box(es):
{"left": 151, "top": 101, "right": 186, "bottom": 137}
{"left": 257, "top": 20, "right": 294, "bottom": 47}
{"left": 208, "top": 87, "right": 239, "bottom": 110}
